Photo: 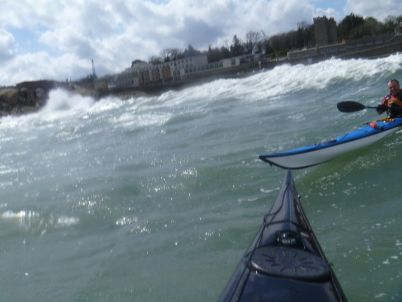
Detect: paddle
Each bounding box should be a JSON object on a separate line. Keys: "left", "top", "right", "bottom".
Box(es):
{"left": 337, "top": 101, "right": 377, "bottom": 113}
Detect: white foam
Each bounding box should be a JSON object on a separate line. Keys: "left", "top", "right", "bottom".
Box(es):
{"left": 1, "top": 210, "right": 39, "bottom": 219}
{"left": 374, "top": 293, "right": 386, "bottom": 299}
{"left": 160, "top": 53, "right": 402, "bottom": 103}
{"left": 0, "top": 165, "right": 19, "bottom": 175}
{"left": 56, "top": 216, "right": 79, "bottom": 226}
{"left": 260, "top": 186, "right": 280, "bottom": 194}
{"left": 0, "top": 54, "right": 401, "bottom": 135}
{"left": 1, "top": 210, "right": 79, "bottom": 229}
{"left": 116, "top": 216, "right": 150, "bottom": 234}
{"left": 181, "top": 168, "right": 198, "bottom": 177}
{"left": 39, "top": 88, "right": 95, "bottom": 120}
{"left": 116, "top": 216, "right": 138, "bottom": 226}
{"left": 0, "top": 88, "right": 96, "bottom": 130}
{"left": 109, "top": 112, "right": 172, "bottom": 130}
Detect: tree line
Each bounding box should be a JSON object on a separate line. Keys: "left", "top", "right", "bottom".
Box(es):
{"left": 144, "top": 13, "right": 402, "bottom": 64}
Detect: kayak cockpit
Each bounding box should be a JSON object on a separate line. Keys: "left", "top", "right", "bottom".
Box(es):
{"left": 249, "top": 245, "right": 331, "bottom": 281}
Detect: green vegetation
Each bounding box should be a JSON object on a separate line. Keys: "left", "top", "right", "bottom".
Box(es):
{"left": 337, "top": 14, "right": 402, "bottom": 40}
{"left": 146, "top": 13, "right": 402, "bottom": 64}
{"left": 75, "top": 13, "right": 402, "bottom": 85}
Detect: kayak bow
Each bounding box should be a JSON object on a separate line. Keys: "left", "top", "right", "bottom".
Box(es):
{"left": 219, "top": 170, "right": 346, "bottom": 302}
{"left": 259, "top": 117, "right": 402, "bottom": 169}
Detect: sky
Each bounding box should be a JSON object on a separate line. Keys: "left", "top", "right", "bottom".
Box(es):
{"left": 0, "top": 0, "right": 401, "bottom": 86}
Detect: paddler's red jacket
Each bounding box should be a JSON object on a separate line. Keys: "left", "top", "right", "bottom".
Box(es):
{"left": 379, "top": 89, "right": 402, "bottom": 117}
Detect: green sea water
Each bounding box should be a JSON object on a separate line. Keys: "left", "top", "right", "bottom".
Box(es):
{"left": 1, "top": 55, "right": 402, "bottom": 301}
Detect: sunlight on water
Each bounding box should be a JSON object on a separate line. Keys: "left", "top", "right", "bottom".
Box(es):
{"left": 1, "top": 54, "right": 402, "bottom": 301}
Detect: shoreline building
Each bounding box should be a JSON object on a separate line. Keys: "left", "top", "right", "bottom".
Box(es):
{"left": 111, "top": 55, "right": 209, "bottom": 90}
{"left": 287, "top": 17, "right": 402, "bottom": 64}
{"left": 314, "top": 16, "right": 338, "bottom": 46}
{"left": 96, "top": 16, "right": 402, "bottom": 95}
{"left": 103, "top": 53, "right": 264, "bottom": 93}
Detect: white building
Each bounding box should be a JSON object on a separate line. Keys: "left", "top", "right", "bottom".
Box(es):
{"left": 110, "top": 53, "right": 256, "bottom": 90}
{"left": 114, "top": 55, "right": 210, "bottom": 88}
{"left": 221, "top": 57, "right": 241, "bottom": 68}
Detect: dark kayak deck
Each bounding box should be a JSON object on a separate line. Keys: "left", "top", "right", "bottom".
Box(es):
{"left": 218, "top": 171, "right": 347, "bottom": 301}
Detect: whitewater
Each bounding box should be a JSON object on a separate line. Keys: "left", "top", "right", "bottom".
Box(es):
{"left": 1, "top": 54, "right": 402, "bottom": 301}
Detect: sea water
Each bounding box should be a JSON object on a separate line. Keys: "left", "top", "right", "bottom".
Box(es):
{"left": 1, "top": 54, "right": 402, "bottom": 301}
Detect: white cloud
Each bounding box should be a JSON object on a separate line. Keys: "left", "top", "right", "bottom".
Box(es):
{"left": 0, "top": 0, "right": 398, "bottom": 86}
{"left": 0, "top": 52, "right": 91, "bottom": 85}
{"left": 0, "top": 28, "right": 15, "bottom": 62}
{"left": 344, "top": 0, "right": 402, "bottom": 20}
{"left": 1, "top": 0, "right": 325, "bottom": 85}
{"left": 314, "top": 8, "right": 338, "bottom": 20}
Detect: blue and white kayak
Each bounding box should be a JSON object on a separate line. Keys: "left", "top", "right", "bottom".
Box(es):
{"left": 259, "top": 117, "right": 402, "bottom": 169}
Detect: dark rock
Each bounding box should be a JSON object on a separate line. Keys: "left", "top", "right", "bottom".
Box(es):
{"left": 0, "top": 80, "right": 60, "bottom": 117}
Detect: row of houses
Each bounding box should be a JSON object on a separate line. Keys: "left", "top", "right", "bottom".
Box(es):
{"left": 97, "top": 54, "right": 259, "bottom": 93}
{"left": 95, "top": 31, "right": 402, "bottom": 95}
{"left": 94, "top": 19, "right": 402, "bottom": 94}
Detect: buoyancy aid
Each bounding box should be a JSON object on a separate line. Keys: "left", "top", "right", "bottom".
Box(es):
{"left": 382, "top": 89, "right": 402, "bottom": 108}
{"left": 381, "top": 89, "right": 402, "bottom": 117}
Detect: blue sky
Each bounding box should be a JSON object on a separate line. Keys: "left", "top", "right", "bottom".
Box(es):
{"left": 0, "top": 0, "right": 400, "bottom": 86}
{"left": 312, "top": 0, "right": 345, "bottom": 13}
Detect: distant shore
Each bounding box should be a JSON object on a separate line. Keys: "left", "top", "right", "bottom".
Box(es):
{"left": 2, "top": 34, "right": 402, "bottom": 119}
{"left": 98, "top": 34, "right": 402, "bottom": 98}
{"left": 0, "top": 80, "right": 93, "bottom": 117}
{"left": 0, "top": 79, "right": 156, "bottom": 117}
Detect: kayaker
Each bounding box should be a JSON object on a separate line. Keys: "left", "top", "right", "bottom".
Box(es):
{"left": 377, "top": 79, "right": 402, "bottom": 117}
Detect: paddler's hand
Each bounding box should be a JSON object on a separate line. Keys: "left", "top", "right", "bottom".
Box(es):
{"left": 376, "top": 104, "right": 387, "bottom": 114}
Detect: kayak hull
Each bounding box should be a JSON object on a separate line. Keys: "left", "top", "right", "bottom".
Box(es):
{"left": 259, "top": 118, "right": 402, "bottom": 169}
{"left": 218, "top": 171, "right": 346, "bottom": 302}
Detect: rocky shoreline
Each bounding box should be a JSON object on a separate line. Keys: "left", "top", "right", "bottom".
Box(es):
{"left": 0, "top": 80, "right": 97, "bottom": 117}
{"left": 0, "top": 79, "right": 157, "bottom": 118}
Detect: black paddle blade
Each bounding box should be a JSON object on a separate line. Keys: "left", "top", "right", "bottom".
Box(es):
{"left": 337, "top": 101, "right": 367, "bottom": 112}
